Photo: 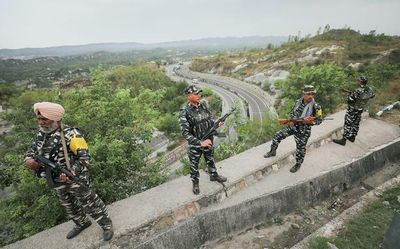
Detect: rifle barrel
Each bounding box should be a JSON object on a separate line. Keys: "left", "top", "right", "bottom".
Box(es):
{"left": 201, "top": 107, "right": 235, "bottom": 141}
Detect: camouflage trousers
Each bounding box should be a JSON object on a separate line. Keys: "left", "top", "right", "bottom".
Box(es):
{"left": 55, "top": 176, "right": 112, "bottom": 230}
{"left": 269, "top": 126, "right": 311, "bottom": 165}
{"left": 188, "top": 146, "right": 218, "bottom": 181}
{"left": 343, "top": 106, "right": 363, "bottom": 140}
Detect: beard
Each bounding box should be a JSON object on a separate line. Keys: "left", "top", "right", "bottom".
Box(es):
{"left": 40, "top": 121, "right": 60, "bottom": 134}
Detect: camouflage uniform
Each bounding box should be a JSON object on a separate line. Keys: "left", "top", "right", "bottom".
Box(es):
{"left": 343, "top": 85, "right": 375, "bottom": 140}
{"left": 179, "top": 102, "right": 218, "bottom": 181}
{"left": 269, "top": 99, "right": 322, "bottom": 166}
{"left": 25, "top": 126, "right": 112, "bottom": 230}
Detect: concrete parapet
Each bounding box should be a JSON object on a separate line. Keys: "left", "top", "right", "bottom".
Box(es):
{"left": 4, "top": 113, "right": 398, "bottom": 249}
{"left": 133, "top": 138, "right": 400, "bottom": 249}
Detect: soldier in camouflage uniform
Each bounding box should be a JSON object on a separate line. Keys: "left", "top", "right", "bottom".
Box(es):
{"left": 333, "top": 76, "right": 375, "bottom": 146}
{"left": 24, "top": 102, "right": 114, "bottom": 241}
{"left": 264, "top": 85, "right": 323, "bottom": 173}
{"left": 179, "top": 85, "right": 227, "bottom": 195}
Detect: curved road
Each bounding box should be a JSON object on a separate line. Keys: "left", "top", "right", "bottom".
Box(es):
{"left": 174, "top": 64, "right": 277, "bottom": 121}
{"left": 165, "top": 65, "right": 246, "bottom": 116}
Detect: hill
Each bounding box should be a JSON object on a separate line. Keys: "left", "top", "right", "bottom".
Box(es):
{"left": 190, "top": 29, "right": 400, "bottom": 78}
{"left": 189, "top": 28, "right": 400, "bottom": 123}
{"left": 0, "top": 36, "right": 287, "bottom": 59}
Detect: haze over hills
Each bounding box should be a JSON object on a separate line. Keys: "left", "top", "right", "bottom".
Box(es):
{"left": 0, "top": 36, "right": 287, "bottom": 59}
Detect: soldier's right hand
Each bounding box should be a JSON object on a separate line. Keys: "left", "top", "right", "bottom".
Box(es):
{"left": 24, "top": 157, "right": 40, "bottom": 170}
{"left": 200, "top": 139, "right": 213, "bottom": 148}
{"left": 303, "top": 116, "right": 315, "bottom": 125}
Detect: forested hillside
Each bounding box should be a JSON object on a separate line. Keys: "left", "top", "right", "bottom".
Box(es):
{"left": 190, "top": 28, "right": 400, "bottom": 122}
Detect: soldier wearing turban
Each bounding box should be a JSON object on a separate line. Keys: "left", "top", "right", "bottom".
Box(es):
{"left": 24, "top": 102, "right": 114, "bottom": 241}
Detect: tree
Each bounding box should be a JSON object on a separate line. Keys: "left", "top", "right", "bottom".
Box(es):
{"left": 0, "top": 83, "right": 20, "bottom": 111}
{"left": 316, "top": 26, "right": 322, "bottom": 36}
{"left": 0, "top": 66, "right": 168, "bottom": 246}
{"left": 323, "top": 24, "right": 331, "bottom": 33}
{"left": 276, "top": 63, "right": 349, "bottom": 115}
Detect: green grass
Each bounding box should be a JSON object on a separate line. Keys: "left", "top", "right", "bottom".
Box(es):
{"left": 309, "top": 187, "right": 400, "bottom": 249}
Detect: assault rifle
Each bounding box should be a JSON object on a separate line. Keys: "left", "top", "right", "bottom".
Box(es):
{"left": 340, "top": 88, "right": 352, "bottom": 95}
{"left": 201, "top": 107, "right": 236, "bottom": 141}
{"left": 278, "top": 117, "right": 334, "bottom": 126}
{"left": 34, "top": 154, "right": 89, "bottom": 190}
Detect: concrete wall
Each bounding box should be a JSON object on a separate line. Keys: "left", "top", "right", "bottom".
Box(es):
{"left": 131, "top": 139, "right": 400, "bottom": 249}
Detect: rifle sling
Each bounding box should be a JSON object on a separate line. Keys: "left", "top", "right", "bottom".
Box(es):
{"left": 60, "top": 123, "right": 72, "bottom": 171}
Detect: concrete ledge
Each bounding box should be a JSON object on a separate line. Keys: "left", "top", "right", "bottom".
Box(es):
{"left": 2, "top": 112, "right": 378, "bottom": 249}
{"left": 133, "top": 138, "right": 400, "bottom": 249}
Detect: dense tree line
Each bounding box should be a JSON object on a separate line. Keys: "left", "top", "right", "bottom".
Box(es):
{"left": 0, "top": 64, "right": 193, "bottom": 246}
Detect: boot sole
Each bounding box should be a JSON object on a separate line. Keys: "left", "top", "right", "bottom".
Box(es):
{"left": 333, "top": 141, "right": 346, "bottom": 146}
{"left": 210, "top": 179, "right": 227, "bottom": 183}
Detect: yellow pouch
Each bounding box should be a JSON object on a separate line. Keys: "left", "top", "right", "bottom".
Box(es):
{"left": 316, "top": 108, "right": 322, "bottom": 117}
{"left": 69, "top": 135, "right": 88, "bottom": 155}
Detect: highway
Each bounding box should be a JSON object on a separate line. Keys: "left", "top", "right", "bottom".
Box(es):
{"left": 165, "top": 64, "right": 246, "bottom": 116}
{"left": 172, "top": 64, "right": 276, "bottom": 121}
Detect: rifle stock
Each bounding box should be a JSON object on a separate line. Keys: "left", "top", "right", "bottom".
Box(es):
{"left": 341, "top": 88, "right": 352, "bottom": 94}
{"left": 278, "top": 117, "right": 333, "bottom": 126}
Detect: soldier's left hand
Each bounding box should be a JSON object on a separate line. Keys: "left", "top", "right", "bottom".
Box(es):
{"left": 59, "top": 170, "right": 76, "bottom": 183}
{"left": 218, "top": 121, "right": 224, "bottom": 127}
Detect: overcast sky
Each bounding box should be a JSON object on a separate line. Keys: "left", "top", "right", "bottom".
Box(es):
{"left": 0, "top": 0, "right": 398, "bottom": 49}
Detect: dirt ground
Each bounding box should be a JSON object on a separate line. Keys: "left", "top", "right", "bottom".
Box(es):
{"left": 377, "top": 108, "right": 400, "bottom": 127}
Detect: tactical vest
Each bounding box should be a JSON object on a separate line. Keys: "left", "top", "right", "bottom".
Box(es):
{"left": 184, "top": 103, "right": 214, "bottom": 140}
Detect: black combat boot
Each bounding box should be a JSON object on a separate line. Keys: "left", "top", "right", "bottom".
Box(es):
{"left": 347, "top": 137, "right": 355, "bottom": 143}
{"left": 263, "top": 149, "right": 276, "bottom": 158}
{"left": 66, "top": 220, "right": 92, "bottom": 239}
{"left": 103, "top": 225, "right": 114, "bottom": 241}
{"left": 333, "top": 137, "right": 346, "bottom": 146}
{"left": 290, "top": 163, "right": 301, "bottom": 173}
{"left": 210, "top": 174, "right": 227, "bottom": 183}
{"left": 192, "top": 179, "right": 200, "bottom": 195}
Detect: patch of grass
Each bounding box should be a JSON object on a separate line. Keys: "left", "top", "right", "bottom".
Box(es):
{"left": 309, "top": 187, "right": 400, "bottom": 249}
{"left": 369, "top": 79, "right": 400, "bottom": 116}
{"left": 309, "top": 237, "right": 334, "bottom": 249}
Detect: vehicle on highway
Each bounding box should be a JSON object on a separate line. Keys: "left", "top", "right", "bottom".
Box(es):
{"left": 192, "top": 78, "right": 199, "bottom": 84}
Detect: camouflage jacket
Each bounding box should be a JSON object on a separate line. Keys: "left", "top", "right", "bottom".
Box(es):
{"left": 347, "top": 85, "right": 375, "bottom": 110}
{"left": 290, "top": 98, "right": 323, "bottom": 127}
{"left": 25, "top": 126, "right": 90, "bottom": 187}
{"left": 179, "top": 102, "right": 215, "bottom": 147}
